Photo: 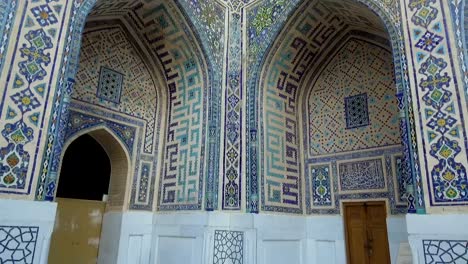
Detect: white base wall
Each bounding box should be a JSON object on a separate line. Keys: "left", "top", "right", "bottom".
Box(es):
{"left": 150, "top": 212, "right": 408, "bottom": 264}
{"left": 0, "top": 201, "right": 414, "bottom": 264}
{"left": 98, "top": 211, "right": 153, "bottom": 264}
{"left": 0, "top": 199, "right": 57, "bottom": 264}
{"left": 406, "top": 214, "right": 468, "bottom": 264}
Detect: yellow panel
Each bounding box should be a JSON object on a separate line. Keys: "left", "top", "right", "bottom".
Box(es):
{"left": 48, "top": 198, "right": 106, "bottom": 264}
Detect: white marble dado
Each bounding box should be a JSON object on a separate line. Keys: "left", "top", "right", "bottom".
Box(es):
{"left": 406, "top": 214, "right": 468, "bottom": 264}
{"left": 0, "top": 202, "right": 411, "bottom": 264}
{"left": 98, "top": 211, "right": 153, "bottom": 264}
{"left": 0, "top": 199, "right": 57, "bottom": 264}
{"left": 149, "top": 212, "right": 407, "bottom": 264}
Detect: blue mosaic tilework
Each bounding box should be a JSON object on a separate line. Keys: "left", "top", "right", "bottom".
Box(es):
{"left": 423, "top": 240, "right": 468, "bottom": 264}
{"left": 394, "top": 155, "right": 410, "bottom": 205}
{"left": 258, "top": 0, "right": 426, "bottom": 214}
{"left": 65, "top": 111, "right": 136, "bottom": 154}
{"left": 174, "top": 0, "right": 225, "bottom": 210}
{"left": 0, "top": 226, "right": 39, "bottom": 264}
{"left": 32, "top": 1, "right": 207, "bottom": 212}
{"left": 306, "top": 147, "right": 407, "bottom": 215}
{"left": 0, "top": 0, "right": 17, "bottom": 76}
{"left": 308, "top": 38, "right": 400, "bottom": 156}
{"left": 246, "top": 0, "right": 302, "bottom": 213}
{"left": 0, "top": 0, "right": 69, "bottom": 196}
{"left": 339, "top": 158, "right": 386, "bottom": 192}
{"left": 222, "top": 12, "right": 243, "bottom": 210}
{"left": 259, "top": 1, "right": 390, "bottom": 214}
{"left": 448, "top": 0, "right": 468, "bottom": 97}
{"left": 97, "top": 67, "right": 124, "bottom": 104}
{"left": 35, "top": 0, "right": 96, "bottom": 201}
{"left": 131, "top": 3, "right": 208, "bottom": 211}
{"left": 74, "top": 26, "right": 157, "bottom": 154}
{"left": 405, "top": 0, "right": 468, "bottom": 206}
{"left": 213, "top": 230, "right": 244, "bottom": 264}
{"left": 310, "top": 165, "right": 333, "bottom": 207}
{"left": 67, "top": 101, "right": 155, "bottom": 211}
{"left": 345, "top": 93, "right": 370, "bottom": 129}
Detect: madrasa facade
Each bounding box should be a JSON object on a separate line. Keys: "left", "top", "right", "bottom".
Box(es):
{"left": 0, "top": 0, "right": 467, "bottom": 263}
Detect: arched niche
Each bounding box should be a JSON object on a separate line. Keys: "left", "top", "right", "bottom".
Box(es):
{"left": 58, "top": 126, "right": 131, "bottom": 211}
{"left": 37, "top": 0, "right": 212, "bottom": 213}
{"left": 257, "top": 0, "right": 419, "bottom": 214}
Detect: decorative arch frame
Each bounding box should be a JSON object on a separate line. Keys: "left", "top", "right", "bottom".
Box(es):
{"left": 253, "top": 0, "right": 425, "bottom": 214}
{"left": 35, "top": 0, "right": 213, "bottom": 213}
{"left": 58, "top": 126, "right": 132, "bottom": 210}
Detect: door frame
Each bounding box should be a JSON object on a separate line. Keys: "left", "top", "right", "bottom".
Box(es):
{"left": 343, "top": 201, "right": 390, "bottom": 264}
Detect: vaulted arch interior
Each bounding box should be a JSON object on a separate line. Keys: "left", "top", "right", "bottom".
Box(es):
{"left": 260, "top": 0, "right": 408, "bottom": 215}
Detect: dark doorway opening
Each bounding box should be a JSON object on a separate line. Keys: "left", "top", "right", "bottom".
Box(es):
{"left": 56, "top": 134, "right": 111, "bottom": 201}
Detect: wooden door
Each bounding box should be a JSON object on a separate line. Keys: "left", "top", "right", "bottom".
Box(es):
{"left": 344, "top": 202, "right": 390, "bottom": 264}
{"left": 48, "top": 198, "right": 106, "bottom": 264}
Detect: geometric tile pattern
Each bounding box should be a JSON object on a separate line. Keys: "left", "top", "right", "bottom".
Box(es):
{"left": 309, "top": 40, "right": 400, "bottom": 155}
{"left": 248, "top": 0, "right": 401, "bottom": 213}
{"left": 213, "top": 230, "right": 244, "bottom": 264}
{"left": 30, "top": 0, "right": 208, "bottom": 213}
{"left": 245, "top": 0, "right": 302, "bottom": 213}
{"left": 97, "top": 67, "right": 124, "bottom": 104}
{"left": 306, "top": 147, "right": 407, "bottom": 215}
{"left": 74, "top": 27, "right": 157, "bottom": 154}
{"left": 260, "top": 1, "right": 392, "bottom": 214}
{"left": 140, "top": 3, "right": 206, "bottom": 211}
{"left": 222, "top": 0, "right": 251, "bottom": 13}
{"left": 176, "top": 0, "right": 225, "bottom": 210}
{"left": 405, "top": 0, "right": 468, "bottom": 205}
{"left": 65, "top": 100, "right": 155, "bottom": 211}
{"left": 0, "top": 226, "right": 39, "bottom": 264}
{"left": 67, "top": 23, "right": 164, "bottom": 211}
{"left": 65, "top": 110, "right": 137, "bottom": 154}
{"left": 338, "top": 158, "right": 386, "bottom": 192}
{"left": 423, "top": 240, "right": 468, "bottom": 264}
{"left": 345, "top": 93, "right": 370, "bottom": 129}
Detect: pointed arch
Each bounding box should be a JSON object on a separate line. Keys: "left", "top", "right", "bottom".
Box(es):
{"left": 255, "top": 0, "right": 424, "bottom": 214}
{"left": 59, "top": 126, "right": 131, "bottom": 210}
{"left": 37, "top": 0, "right": 212, "bottom": 214}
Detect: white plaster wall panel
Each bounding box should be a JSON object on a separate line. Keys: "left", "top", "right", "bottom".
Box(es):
{"left": 0, "top": 200, "right": 57, "bottom": 264}
{"left": 255, "top": 214, "right": 307, "bottom": 264}
{"left": 406, "top": 214, "right": 468, "bottom": 236}
{"left": 316, "top": 240, "right": 336, "bottom": 263}
{"left": 306, "top": 216, "right": 346, "bottom": 264}
{"left": 98, "top": 212, "right": 123, "bottom": 264}
{"left": 157, "top": 237, "right": 198, "bottom": 264}
{"left": 387, "top": 217, "right": 409, "bottom": 264}
{"left": 98, "top": 211, "right": 152, "bottom": 264}
{"left": 261, "top": 240, "right": 303, "bottom": 264}
{"left": 0, "top": 208, "right": 411, "bottom": 264}
{"left": 119, "top": 212, "right": 153, "bottom": 264}
{"left": 396, "top": 243, "right": 412, "bottom": 264}
{"left": 127, "top": 235, "right": 143, "bottom": 263}
{"left": 152, "top": 213, "right": 205, "bottom": 264}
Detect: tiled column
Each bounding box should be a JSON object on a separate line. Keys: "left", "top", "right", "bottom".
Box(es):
{"left": 0, "top": 1, "right": 91, "bottom": 262}
{"left": 401, "top": 0, "right": 468, "bottom": 261}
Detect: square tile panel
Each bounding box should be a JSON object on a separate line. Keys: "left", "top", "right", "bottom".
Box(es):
{"left": 97, "top": 66, "right": 123, "bottom": 104}
{"left": 345, "top": 93, "right": 369, "bottom": 129}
